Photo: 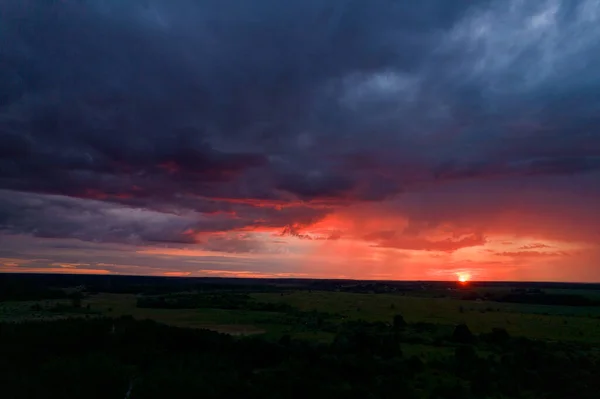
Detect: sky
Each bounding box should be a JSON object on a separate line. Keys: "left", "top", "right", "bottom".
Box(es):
{"left": 1, "top": 0, "right": 600, "bottom": 282}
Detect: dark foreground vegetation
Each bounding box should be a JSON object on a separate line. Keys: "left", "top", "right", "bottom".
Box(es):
{"left": 3, "top": 316, "right": 599, "bottom": 399}
{"left": 2, "top": 273, "right": 600, "bottom": 398}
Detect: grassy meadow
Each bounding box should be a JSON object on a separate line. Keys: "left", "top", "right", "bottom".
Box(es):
{"left": 253, "top": 291, "right": 600, "bottom": 343}
{"left": 4, "top": 288, "right": 600, "bottom": 345}
{"left": 4, "top": 275, "right": 600, "bottom": 398}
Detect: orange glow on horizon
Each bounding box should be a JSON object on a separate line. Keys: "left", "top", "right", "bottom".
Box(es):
{"left": 1, "top": 210, "right": 596, "bottom": 281}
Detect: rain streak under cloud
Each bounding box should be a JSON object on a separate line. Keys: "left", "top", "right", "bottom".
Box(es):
{"left": 1, "top": 0, "right": 600, "bottom": 281}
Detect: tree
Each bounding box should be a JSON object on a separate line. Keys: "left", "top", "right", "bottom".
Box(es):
{"left": 452, "top": 323, "right": 474, "bottom": 344}
{"left": 279, "top": 334, "right": 291, "bottom": 346}
{"left": 455, "top": 345, "right": 476, "bottom": 365}
{"left": 70, "top": 291, "right": 83, "bottom": 308}
{"left": 380, "top": 333, "right": 402, "bottom": 358}
{"left": 393, "top": 314, "right": 407, "bottom": 330}
{"left": 406, "top": 355, "right": 424, "bottom": 374}
{"left": 488, "top": 327, "right": 510, "bottom": 345}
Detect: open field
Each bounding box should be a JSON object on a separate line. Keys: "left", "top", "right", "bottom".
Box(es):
{"left": 0, "top": 294, "right": 268, "bottom": 336}
{"left": 253, "top": 291, "right": 600, "bottom": 344}
{"left": 3, "top": 272, "right": 600, "bottom": 345}
{"left": 4, "top": 288, "right": 600, "bottom": 344}
{"left": 4, "top": 274, "right": 600, "bottom": 398}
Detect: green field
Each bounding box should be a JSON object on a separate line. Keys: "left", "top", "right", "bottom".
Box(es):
{"left": 4, "top": 282, "right": 600, "bottom": 399}
{"left": 4, "top": 290, "right": 599, "bottom": 345}
{"left": 253, "top": 291, "right": 600, "bottom": 343}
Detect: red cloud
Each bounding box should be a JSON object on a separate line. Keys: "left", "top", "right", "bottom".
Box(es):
{"left": 518, "top": 243, "right": 552, "bottom": 250}
{"left": 494, "top": 251, "right": 571, "bottom": 258}
{"left": 373, "top": 233, "right": 486, "bottom": 252}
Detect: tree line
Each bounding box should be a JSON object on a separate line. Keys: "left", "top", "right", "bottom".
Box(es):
{"left": 1, "top": 315, "right": 598, "bottom": 399}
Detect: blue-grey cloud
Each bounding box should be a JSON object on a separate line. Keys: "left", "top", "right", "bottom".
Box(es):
{"left": 1, "top": 0, "right": 600, "bottom": 246}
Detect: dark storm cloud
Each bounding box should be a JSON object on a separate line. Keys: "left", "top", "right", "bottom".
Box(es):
{"left": 0, "top": 189, "right": 203, "bottom": 244}
{"left": 0, "top": 189, "right": 327, "bottom": 246}
{"left": 1, "top": 0, "right": 600, "bottom": 243}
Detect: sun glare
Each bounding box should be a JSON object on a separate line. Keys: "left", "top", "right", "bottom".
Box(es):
{"left": 457, "top": 273, "right": 470, "bottom": 283}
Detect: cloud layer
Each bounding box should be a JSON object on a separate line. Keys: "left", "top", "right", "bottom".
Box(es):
{"left": 1, "top": 0, "right": 600, "bottom": 281}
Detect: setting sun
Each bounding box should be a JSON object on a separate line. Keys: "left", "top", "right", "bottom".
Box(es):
{"left": 457, "top": 273, "right": 470, "bottom": 283}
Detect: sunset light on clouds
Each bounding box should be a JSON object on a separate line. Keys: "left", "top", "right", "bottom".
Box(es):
{"left": 2, "top": 0, "right": 600, "bottom": 282}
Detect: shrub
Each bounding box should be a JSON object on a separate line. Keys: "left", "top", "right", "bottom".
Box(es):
{"left": 452, "top": 324, "right": 475, "bottom": 344}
